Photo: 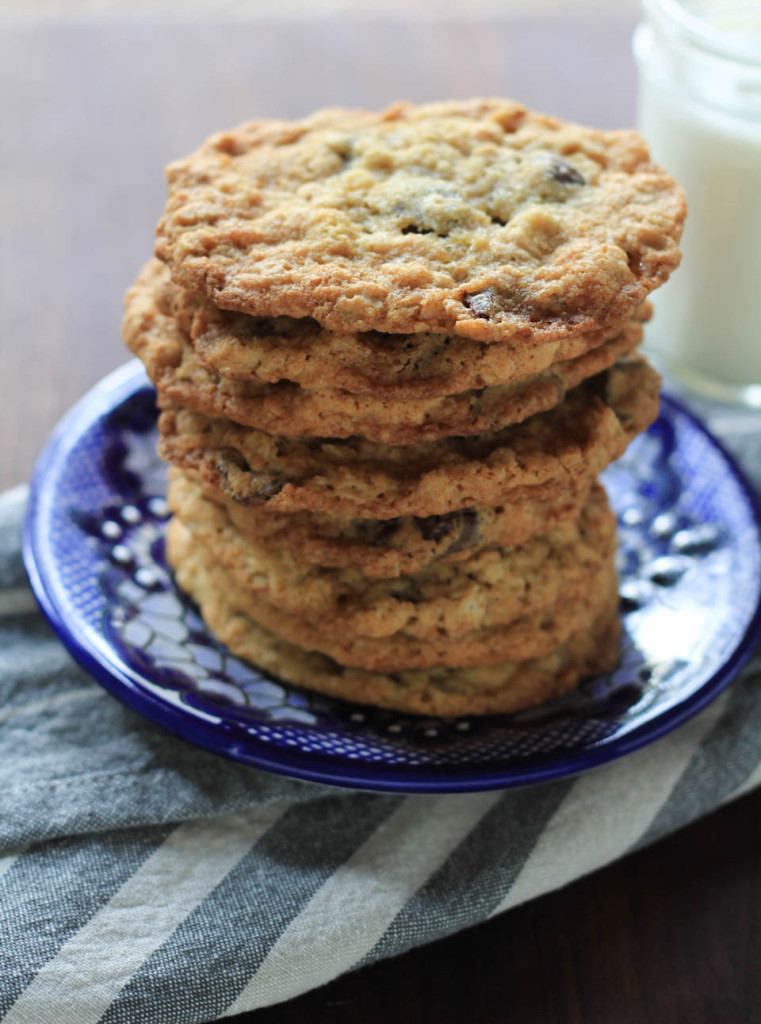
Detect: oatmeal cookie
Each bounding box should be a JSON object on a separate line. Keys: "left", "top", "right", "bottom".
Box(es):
{"left": 169, "top": 473, "right": 616, "bottom": 641}
{"left": 189, "top": 471, "right": 593, "bottom": 578}
{"left": 176, "top": 556, "right": 616, "bottom": 670}
{"left": 155, "top": 99, "right": 685, "bottom": 340}
{"left": 158, "top": 359, "right": 660, "bottom": 519}
{"left": 125, "top": 260, "right": 642, "bottom": 443}
{"left": 132, "top": 258, "right": 649, "bottom": 399}
{"left": 192, "top": 291, "right": 650, "bottom": 400}
{"left": 168, "top": 516, "right": 621, "bottom": 712}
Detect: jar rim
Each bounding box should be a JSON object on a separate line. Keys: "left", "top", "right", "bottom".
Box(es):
{"left": 643, "top": 0, "right": 761, "bottom": 67}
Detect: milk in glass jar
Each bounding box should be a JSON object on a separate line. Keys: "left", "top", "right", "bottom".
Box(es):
{"left": 634, "top": 1, "right": 761, "bottom": 404}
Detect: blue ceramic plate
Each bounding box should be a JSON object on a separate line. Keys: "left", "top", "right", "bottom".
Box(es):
{"left": 23, "top": 361, "right": 761, "bottom": 793}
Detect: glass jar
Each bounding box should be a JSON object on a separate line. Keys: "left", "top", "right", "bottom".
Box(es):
{"left": 634, "top": 1, "right": 761, "bottom": 405}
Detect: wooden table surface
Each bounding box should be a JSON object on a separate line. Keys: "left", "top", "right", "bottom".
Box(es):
{"left": 2, "top": 9, "right": 760, "bottom": 1023}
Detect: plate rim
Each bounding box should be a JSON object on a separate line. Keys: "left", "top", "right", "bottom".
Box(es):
{"left": 21, "top": 360, "right": 761, "bottom": 794}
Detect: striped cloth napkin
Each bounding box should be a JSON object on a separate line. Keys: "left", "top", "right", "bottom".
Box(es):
{"left": 2, "top": 397, "right": 761, "bottom": 1024}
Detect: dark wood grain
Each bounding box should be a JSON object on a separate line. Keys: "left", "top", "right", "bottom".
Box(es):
{"left": 231, "top": 788, "right": 761, "bottom": 1024}
{"left": 3, "top": 11, "right": 758, "bottom": 1024}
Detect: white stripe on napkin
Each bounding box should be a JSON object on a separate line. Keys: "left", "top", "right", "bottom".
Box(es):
{"left": 490, "top": 692, "right": 729, "bottom": 916}
{"left": 0, "top": 686, "right": 104, "bottom": 725}
{"left": 2, "top": 805, "right": 290, "bottom": 1024}
{"left": 223, "top": 791, "right": 501, "bottom": 1016}
{"left": 0, "top": 849, "right": 26, "bottom": 883}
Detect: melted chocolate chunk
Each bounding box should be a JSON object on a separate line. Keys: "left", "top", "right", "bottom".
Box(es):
{"left": 351, "top": 518, "right": 401, "bottom": 546}
{"left": 549, "top": 158, "right": 586, "bottom": 186}
{"left": 578, "top": 366, "right": 612, "bottom": 407}
{"left": 240, "top": 316, "right": 277, "bottom": 337}
{"left": 416, "top": 510, "right": 460, "bottom": 544}
{"left": 442, "top": 508, "right": 480, "bottom": 557}
{"left": 416, "top": 508, "right": 480, "bottom": 556}
{"left": 389, "top": 580, "right": 424, "bottom": 605}
{"left": 444, "top": 435, "right": 476, "bottom": 456}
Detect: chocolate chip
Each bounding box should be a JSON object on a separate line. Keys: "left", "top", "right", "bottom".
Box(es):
{"left": 464, "top": 288, "right": 498, "bottom": 318}
{"left": 549, "top": 158, "right": 586, "bottom": 186}
{"left": 416, "top": 508, "right": 480, "bottom": 556}
{"left": 585, "top": 369, "right": 611, "bottom": 403}
{"left": 352, "top": 519, "right": 401, "bottom": 546}
{"left": 468, "top": 390, "right": 485, "bottom": 417}
{"left": 389, "top": 580, "right": 424, "bottom": 605}
{"left": 401, "top": 224, "right": 434, "bottom": 235}
{"left": 416, "top": 511, "right": 459, "bottom": 544}
{"left": 445, "top": 436, "right": 475, "bottom": 456}
{"left": 442, "top": 508, "right": 480, "bottom": 557}
{"left": 241, "top": 316, "right": 277, "bottom": 337}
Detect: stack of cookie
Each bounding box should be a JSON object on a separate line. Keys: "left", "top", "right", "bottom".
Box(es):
{"left": 124, "top": 100, "right": 685, "bottom": 716}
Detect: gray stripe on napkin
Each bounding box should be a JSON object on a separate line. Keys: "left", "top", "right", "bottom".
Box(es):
{"left": 0, "top": 667, "right": 325, "bottom": 852}
{"left": 0, "top": 550, "right": 334, "bottom": 854}
{"left": 1, "top": 810, "right": 288, "bottom": 1024}
{"left": 362, "top": 779, "right": 574, "bottom": 965}
{"left": 99, "top": 794, "right": 400, "bottom": 1024}
{"left": 0, "top": 825, "right": 174, "bottom": 1016}
{"left": 487, "top": 692, "right": 730, "bottom": 920}
{"left": 0, "top": 617, "right": 88, "bottom": 704}
{"left": 222, "top": 793, "right": 502, "bottom": 1014}
{"left": 637, "top": 669, "right": 761, "bottom": 847}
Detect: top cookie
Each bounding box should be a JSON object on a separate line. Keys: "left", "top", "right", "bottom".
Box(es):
{"left": 155, "top": 99, "right": 685, "bottom": 340}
